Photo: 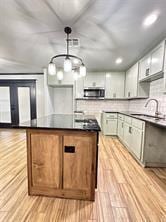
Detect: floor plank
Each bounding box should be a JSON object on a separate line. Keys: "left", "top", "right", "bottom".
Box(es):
{"left": 0, "top": 129, "right": 166, "bottom": 221}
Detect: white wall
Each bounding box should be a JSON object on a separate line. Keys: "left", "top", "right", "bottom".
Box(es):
{"left": 0, "top": 74, "right": 45, "bottom": 118}
{"left": 43, "top": 69, "right": 54, "bottom": 116}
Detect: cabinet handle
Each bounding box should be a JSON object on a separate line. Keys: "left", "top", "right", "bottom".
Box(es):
{"left": 122, "top": 122, "right": 124, "bottom": 128}
{"left": 64, "top": 146, "right": 75, "bottom": 153}
{"left": 128, "top": 92, "right": 130, "bottom": 97}
{"left": 129, "top": 126, "right": 132, "bottom": 134}
{"left": 113, "top": 93, "right": 116, "bottom": 98}
{"left": 145, "top": 68, "right": 150, "bottom": 76}
{"left": 33, "top": 162, "right": 44, "bottom": 168}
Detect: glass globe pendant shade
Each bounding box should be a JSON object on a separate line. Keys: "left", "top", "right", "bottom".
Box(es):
{"left": 57, "top": 70, "right": 64, "bottom": 80}
{"left": 73, "top": 70, "right": 79, "bottom": 80}
{"left": 64, "top": 57, "right": 72, "bottom": 72}
{"left": 48, "top": 62, "right": 56, "bottom": 75}
{"left": 80, "top": 64, "right": 86, "bottom": 77}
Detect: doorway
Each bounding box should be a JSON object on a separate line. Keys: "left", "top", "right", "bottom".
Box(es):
{"left": 53, "top": 86, "right": 73, "bottom": 114}
{"left": 0, "top": 80, "right": 36, "bottom": 127}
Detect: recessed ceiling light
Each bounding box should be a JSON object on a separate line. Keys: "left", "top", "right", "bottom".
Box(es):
{"left": 143, "top": 13, "right": 159, "bottom": 27}
{"left": 116, "top": 58, "right": 123, "bottom": 64}
{"left": 106, "top": 73, "right": 111, "bottom": 78}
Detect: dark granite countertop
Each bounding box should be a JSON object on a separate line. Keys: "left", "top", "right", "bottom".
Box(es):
{"left": 102, "top": 111, "right": 166, "bottom": 128}
{"left": 13, "top": 114, "right": 101, "bottom": 132}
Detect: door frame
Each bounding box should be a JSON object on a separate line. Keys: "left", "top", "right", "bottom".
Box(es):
{"left": 0, "top": 80, "right": 36, "bottom": 127}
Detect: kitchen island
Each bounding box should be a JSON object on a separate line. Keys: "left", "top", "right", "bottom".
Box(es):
{"left": 16, "top": 114, "right": 100, "bottom": 201}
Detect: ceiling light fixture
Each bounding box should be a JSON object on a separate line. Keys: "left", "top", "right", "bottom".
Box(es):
{"left": 143, "top": 13, "right": 158, "bottom": 27}
{"left": 116, "top": 58, "right": 123, "bottom": 64}
{"left": 57, "top": 70, "right": 64, "bottom": 81}
{"left": 48, "top": 27, "right": 86, "bottom": 78}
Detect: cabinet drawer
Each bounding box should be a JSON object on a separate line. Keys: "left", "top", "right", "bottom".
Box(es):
{"left": 124, "top": 116, "right": 132, "bottom": 124}
{"left": 118, "top": 114, "right": 124, "bottom": 120}
{"left": 104, "top": 113, "right": 117, "bottom": 119}
{"left": 132, "top": 118, "right": 145, "bottom": 130}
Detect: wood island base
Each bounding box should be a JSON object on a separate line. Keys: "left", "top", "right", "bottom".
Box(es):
{"left": 26, "top": 129, "right": 99, "bottom": 201}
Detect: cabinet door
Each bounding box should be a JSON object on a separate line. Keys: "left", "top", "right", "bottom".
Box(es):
{"left": 63, "top": 134, "right": 95, "bottom": 194}
{"left": 117, "top": 120, "right": 124, "bottom": 140}
{"left": 150, "top": 42, "right": 165, "bottom": 75}
{"left": 125, "top": 63, "right": 138, "bottom": 98}
{"left": 103, "top": 119, "right": 117, "bottom": 135}
{"left": 130, "top": 127, "right": 143, "bottom": 159}
{"left": 84, "top": 72, "right": 105, "bottom": 88}
{"left": 139, "top": 54, "right": 151, "bottom": 80}
{"left": 105, "top": 72, "right": 125, "bottom": 98}
{"left": 123, "top": 123, "right": 132, "bottom": 148}
{"left": 31, "top": 133, "right": 62, "bottom": 189}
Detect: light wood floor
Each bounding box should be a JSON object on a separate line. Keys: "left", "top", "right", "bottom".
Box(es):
{"left": 0, "top": 129, "right": 166, "bottom": 222}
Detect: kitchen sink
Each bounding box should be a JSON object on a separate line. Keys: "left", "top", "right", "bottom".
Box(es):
{"left": 131, "top": 113, "right": 164, "bottom": 120}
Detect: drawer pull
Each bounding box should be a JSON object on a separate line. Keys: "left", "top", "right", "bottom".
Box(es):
{"left": 64, "top": 146, "right": 75, "bottom": 153}
{"left": 129, "top": 126, "right": 132, "bottom": 134}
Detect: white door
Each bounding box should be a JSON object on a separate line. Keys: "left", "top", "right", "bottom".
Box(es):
{"left": 18, "top": 87, "right": 31, "bottom": 123}
{"left": 0, "top": 87, "right": 11, "bottom": 123}
{"left": 53, "top": 87, "right": 73, "bottom": 114}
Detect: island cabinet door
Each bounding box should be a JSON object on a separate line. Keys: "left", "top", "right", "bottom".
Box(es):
{"left": 29, "top": 133, "right": 62, "bottom": 190}
{"left": 63, "top": 133, "right": 97, "bottom": 200}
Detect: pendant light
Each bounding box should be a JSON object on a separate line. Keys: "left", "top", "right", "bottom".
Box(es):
{"left": 48, "top": 62, "right": 56, "bottom": 75}
{"left": 48, "top": 27, "right": 86, "bottom": 78}
{"left": 64, "top": 57, "right": 72, "bottom": 72}
{"left": 57, "top": 70, "right": 64, "bottom": 80}
{"left": 80, "top": 64, "right": 86, "bottom": 77}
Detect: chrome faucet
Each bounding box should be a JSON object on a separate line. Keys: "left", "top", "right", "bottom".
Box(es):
{"left": 145, "top": 99, "right": 160, "bottom": 117}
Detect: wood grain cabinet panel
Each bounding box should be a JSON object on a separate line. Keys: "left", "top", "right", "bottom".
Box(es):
{"left": 63, "top": 135, "right": 95, "bottom": 193}
{"left": 27, "top": 130, "right": 98, "bottom": 201}
{"left": 30, "top": 133, "right": 62, "bottom": 189}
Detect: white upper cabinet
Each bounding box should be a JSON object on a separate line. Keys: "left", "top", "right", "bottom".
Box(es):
{"left": 84, "top": 72, "right": 105, "bottom": 88}
{"left": 139, "top": 40, "right": 166, "bottom": 81}
{"left": 125, "top": 62, "right": 150, "bottom": 98}
{"left": 125, "top": 63, "right": 139, "bottom": 98}
{"left": 139, "top": 54, "right": 151, "bottom": 80}
{"left": 105, "top": 72, "right": 125, "bottom": 98}
{"left": 150, "top": 42, "right": 165, "bottom": 75}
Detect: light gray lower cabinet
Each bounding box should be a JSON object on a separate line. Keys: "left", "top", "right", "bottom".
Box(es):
{"left": 101, "top": 113, "right": 117, "bottom": 135}
{"left": 130, "top": 126, "right": 143, "bottom": 159}
{"left": 117, "top": 119, "right": 124, "bottom": 140}
{"left": 117, "top": 114, "right": 166, "bottom": 167}
{"left": 118, "top": 115, "right": 145, "bottom": 161}
{"left": 123, "top": 122, "right": 132, "bottom": 148}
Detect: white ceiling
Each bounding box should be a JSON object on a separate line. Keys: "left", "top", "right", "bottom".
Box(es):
{"left": 0, "top": 0, "right": 166, "bottom": 73}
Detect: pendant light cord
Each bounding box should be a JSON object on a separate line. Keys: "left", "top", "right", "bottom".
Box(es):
{"left": 66, "top": 33, "right": 69, "bottom": 56}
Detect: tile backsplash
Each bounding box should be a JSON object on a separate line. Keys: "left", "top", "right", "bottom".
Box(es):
{"left": 76, "top": 100, "right": 129, "bottom": 113}
{"left": 129, "top": 78, "right": 166, "bottom": 115}
{"left": 76, "top": 78, "right": 166, "bottom": 118}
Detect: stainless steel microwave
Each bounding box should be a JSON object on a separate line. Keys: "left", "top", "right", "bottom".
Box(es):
{"left": 83, "top": 88, "right": 105, "bottom": 99}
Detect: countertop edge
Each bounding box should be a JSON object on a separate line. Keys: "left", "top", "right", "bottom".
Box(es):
{"left": 102, "top": 111, "right": 166, "bottom": 128}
